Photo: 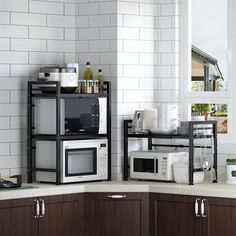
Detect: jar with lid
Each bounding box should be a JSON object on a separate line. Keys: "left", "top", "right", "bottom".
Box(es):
{"left": 81, "top": 80, "right": 86, "bottom": 93}
{"left": 93, "top": 80, "right": 99, "bottom": 94}
{"left": 85, "top": 80, "right": 93, "bottom": 94}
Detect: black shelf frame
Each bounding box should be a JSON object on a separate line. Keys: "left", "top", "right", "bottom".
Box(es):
{"left": 27, "top": 81, "right": 111, "bottom": 185}
{"left": 123, "top": 119, "right": 218, "bottom": 185}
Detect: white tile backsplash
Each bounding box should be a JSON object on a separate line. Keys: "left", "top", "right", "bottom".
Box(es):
{"left": 0, "top": 25, "right": 28, "bottom": 38}
{"left": 0, "top": 0, "right": 28, "bottom": 12}
{"left": 0, "top": 0, "right": 230, "bottom": 181}
{"left": 47, "top": 15, "right": 76, "bottom": 28}
{"left": 11, "top": 39, "right": 46, "bottom": 52}
{"left": 29, "top": 1, "right": 64, "bottom": 15}
{"left": 29, "top": 26, "right": 64, "bottom": 40}
{"left": 11, "top": 13, "right": 47, "bottom": 26}
{"left": 0, "top": 12, "right": 10, "bottom": 24}
{"left": 0, "top": 52, "right": 28, "bottom": 64}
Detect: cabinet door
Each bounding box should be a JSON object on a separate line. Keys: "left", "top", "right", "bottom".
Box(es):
{"left": 85, "top": 192, "right": 149, "bottom": 236}
{"left": 150, "top": 193, "right": 201, "bottom": 236}
{"left": 38, "top": 194, "right": 84, "bottom": 236}
{"left": 0, "top": 197, "right": 37, "bottom": 236}
{"left": 201, "top": 197, "right": 236, "bottom": 236}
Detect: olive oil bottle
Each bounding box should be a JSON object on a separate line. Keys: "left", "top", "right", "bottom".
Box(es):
{"left": 97, "top": 69, "right": 104, "bottom": 92}
{"left": 83, "top": 62, "right": 93, "bottom": 80}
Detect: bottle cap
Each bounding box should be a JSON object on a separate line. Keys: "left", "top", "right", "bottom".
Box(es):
{"left": 86, "top": 62, "right": 90, "bottom": 65}
{"left": 98, "top": 69, "right": 102, "bottom": 72}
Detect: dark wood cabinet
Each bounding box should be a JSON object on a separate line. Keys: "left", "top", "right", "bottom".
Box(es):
{"left": 150, "top": 193, "right": 236, "bottom": 236}
{"left": 0, "top": 197, "right": 37, "bottom": 236}
{"left": 201, "top": 197, "right": 236, "bottom": 236}
{"left": 84, "top": 192, "right": 149, "bottom": 236}
{"left": 0, "top": 193, "right": 84, "bottom": 236}
{"left": 149, "top": 193, "right": 200, "bottom": 236}
{"left": 2, "top": 191, "right": 236, "bottom": 236}
{"left": 38, "top": 194, "right": 84, "bottom": 236}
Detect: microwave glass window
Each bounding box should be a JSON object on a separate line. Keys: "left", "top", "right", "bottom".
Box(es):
{"left": 65, "top": 148, "right": 97, "bottom": 176}
{"left": 134, "top": 158, "right": 154, "bottom": 173}
{"left": 65, "top": 98, "right": 99, "bottom": 134}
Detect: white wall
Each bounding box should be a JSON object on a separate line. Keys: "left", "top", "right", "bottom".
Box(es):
{"left": 0, "top": 0, "right": 232, "bottom": 181}
{"left": 0, "top": 0, "right": 77, "bottom": 178}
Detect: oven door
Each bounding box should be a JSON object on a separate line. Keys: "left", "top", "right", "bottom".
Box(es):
{"left": 130, "top": 157, "right": 159, "bottom": 180}
{"left": 62, "top": 147, "right": 98, "bottom": 183}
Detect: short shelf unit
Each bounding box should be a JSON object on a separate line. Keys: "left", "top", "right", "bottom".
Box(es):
{"left": 27, "top": 81, "right": 111, "bottom": 185}
{"left": 123, "top": 119, "right": 217, "bottom": 185}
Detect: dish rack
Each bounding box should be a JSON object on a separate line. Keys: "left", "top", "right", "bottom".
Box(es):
{"left": 123, "top": 120, "right": 218, "bottom": 185}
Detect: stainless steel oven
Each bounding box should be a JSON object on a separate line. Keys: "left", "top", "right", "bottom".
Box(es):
{"left": 36, "top": 139, "right": 108, "bottom": 183}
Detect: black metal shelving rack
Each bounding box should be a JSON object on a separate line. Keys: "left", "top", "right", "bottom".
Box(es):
{"left": 123, "top": 119, "right": 218, "bottom": 185}
{"left": 27, "top": 81, "right": 111, "bottom": 185}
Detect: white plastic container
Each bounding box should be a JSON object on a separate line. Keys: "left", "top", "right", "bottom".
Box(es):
{"left": 151, "top": 104, "right": 179, "bottom": 133}
{"left": 226, "top": 165, "right": 236, "bottom": 184}
{"left": 173, "top": 163, "right": 204, "bottom": 184}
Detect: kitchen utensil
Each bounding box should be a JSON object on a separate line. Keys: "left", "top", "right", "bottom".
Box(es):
{"left": 38, "top": 66, "right": 78, "bottom": 93}
{"left": 0, "top": 175, "right": 22, "bottom": 188}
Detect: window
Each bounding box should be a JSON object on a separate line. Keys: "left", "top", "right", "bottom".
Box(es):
{"left": 179, "top": 0, "right": 236, "bottom": 142}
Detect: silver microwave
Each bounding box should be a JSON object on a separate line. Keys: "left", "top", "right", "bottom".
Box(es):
{"left": 35, "top": 139, "right": 108, "bottom": 183}
{"left": 130, "top": 151, "right": 188, "bottom": 181}
{"left": 35, "top": 97, "right": 107, "bottom": 135}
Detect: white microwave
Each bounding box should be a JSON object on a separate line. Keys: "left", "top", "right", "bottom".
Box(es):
{"left": 130, "top": 151, "right": 188, "bottom": 181}
{"left": 36, "top": 139, "right": 108, "bottom": 183}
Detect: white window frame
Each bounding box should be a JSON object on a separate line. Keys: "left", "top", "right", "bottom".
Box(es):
{"left": 179, "top": 0, "right": 236, "bottom": 144}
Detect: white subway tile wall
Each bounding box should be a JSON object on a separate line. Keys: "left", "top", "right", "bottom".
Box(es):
{"left": 0, "top": 0, "right": 78, "bottom": 177}
{"left": 0, "top": 0, "right": 230, "bottom": 181}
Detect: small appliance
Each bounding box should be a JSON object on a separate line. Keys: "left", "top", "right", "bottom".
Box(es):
{"left": 38, "top": 66, "right": 78, "bottom": 93}
{"left": 130, "top": 151, "right": 188, "bottom": 181}
{"left": 132, "top": 109, "right": 158, "bottom": 134}
{"left": 36, "top": 139, "right": 108, "bottom": 183}
{"left": 35, "top": 97, "right": 107, "bottom": 135}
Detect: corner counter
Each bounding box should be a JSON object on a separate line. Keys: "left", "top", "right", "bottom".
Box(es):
{"left": 1, "top": 181, "right": 236, "bottom": 200}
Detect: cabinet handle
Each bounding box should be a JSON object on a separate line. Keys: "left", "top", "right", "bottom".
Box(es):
{"left": 201, "top": 199, "right": 207, "bottom": 218}
{"left": 34, "top": 199, "right": 40, "bottom": 218}
{"left": 107, "top": 195, "right": 127, "bottom": 199}
{"left": 195, "top": 198, "right": 201, "bottom": 217}
{"left": 40, "top": 199, "right": 45, "bottom": 218}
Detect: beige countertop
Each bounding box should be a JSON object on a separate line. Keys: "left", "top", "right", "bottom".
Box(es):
{"left": 1, "top": 181, "right": 236, "bottom": 200}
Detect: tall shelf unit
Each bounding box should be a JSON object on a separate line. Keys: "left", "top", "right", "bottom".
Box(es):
{"left": 27, "top": 81, "right": 111, "bottom": 185}
{"left": 123, "top": 119, "right": 218, "bottom": 185}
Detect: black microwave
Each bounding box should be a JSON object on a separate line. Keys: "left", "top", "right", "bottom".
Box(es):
{"left": 35, "top": 97, "right": 107, "bottom": 135}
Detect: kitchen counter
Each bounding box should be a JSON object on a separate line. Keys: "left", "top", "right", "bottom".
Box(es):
{"left": 1, "top": 181, "right": 236, "bottom": 200}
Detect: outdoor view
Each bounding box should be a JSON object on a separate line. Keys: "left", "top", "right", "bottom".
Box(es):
{"left": 191, "top": 0, "right": 228, "bottom": 133}
{"left": 191, "top": 104, "right": 228, "bottom": 133}
{"left": 191, "top": 0, "right": 228, "bottom": 92}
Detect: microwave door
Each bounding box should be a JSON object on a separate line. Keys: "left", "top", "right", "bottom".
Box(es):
{"left": 133, "top": 158, "right": 155, "bottom": 173}
{"left": 65, "top": 148, "right": 97, "bottom": 177}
